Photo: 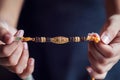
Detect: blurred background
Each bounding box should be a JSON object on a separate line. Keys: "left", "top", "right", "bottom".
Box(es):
{"left": 1, "top": 0, "right": 114, "bottom": 80}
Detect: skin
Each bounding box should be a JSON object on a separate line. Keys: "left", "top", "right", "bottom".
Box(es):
{"left": 0, "top": 0, "right": 34, "bottom": 79}
{"left": 87, "top": 0, "right": 120, "bottom": 79}
{"left": 0, "top": 0, "right": 120, "bottom": 80}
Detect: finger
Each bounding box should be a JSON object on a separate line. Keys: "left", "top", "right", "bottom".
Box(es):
{"left": 88, "top": 51, "right": 106, "bottom": 74}
{"left": 110, "top": 43, "right": 120, "bottom": 56}
{"left": 18, "top": 58, "right": 35, "bottom": 79}
{"left": 86, "top": 66, "right": 107, "bottom": 79}
{"left": 12, "top": 42, "right": 29, "bottom": 74}
{"left": 88, "top": 52, "right": 115, "bottom": 74}
{"left": 100, "top": 15, "right": 120, "bottom": 44}
{"left": 0, "top": 27, "right": 14, "bottom": 44}
{"left": 95, "top": 42, "right": 116, "bottom": 58}
{"left": 0, "top": 30, "right": 24, "bottom": 57}
{"left": 89, "top": 42, "right": 119, "bottom": 65}
{"left": 14, "top": 30, "right": 24, "bottom": 37}
{"left": 89, "top": 42, "right": 117, "bottom": 61}
{"left": 0, "top": 41, "right": 23, "bottom": 66}
{"left": 0, "top": 41, "right": 20, "bottom": 57}
{"left": 88, "top": 42, "right": 105, "bottom": 63}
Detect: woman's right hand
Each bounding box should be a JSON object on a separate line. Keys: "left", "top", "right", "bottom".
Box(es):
{"left": 0, "top": 21, "right": 35, "bottom": 79}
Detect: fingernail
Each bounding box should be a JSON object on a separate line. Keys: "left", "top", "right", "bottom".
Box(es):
{"left": 23, "top": 42, "right": 28, "bottom": 50}
{"left": 101, "top": 32, "right": 110, "bottom": 44}
{"left": 29, "top": 58, "right": 34, "bottom": 66}
{"left": 87, "top": 67, "right": 92, "bottom": 74}
{"left": 16, "top": 30, "right": 24, "bottom": 37}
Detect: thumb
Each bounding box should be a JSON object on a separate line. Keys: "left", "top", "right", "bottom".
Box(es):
{"left": 14, "top": 30, "right": 24, "bottom": 37}
{"left": 0, "top": 27, "right": 14, "bottom": 44}
{"left": 100, "top": 21, "right": 120, "bottom": 44}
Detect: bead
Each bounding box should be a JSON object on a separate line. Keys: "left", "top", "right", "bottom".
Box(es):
{"left": 41, "top": 37, "right": 46, "bottom": 43}
{"left": 50, "top": 36, "right": 69, "bottom": 44}
{"left": 15, "top": 37, "right": 22, "bottom": 41}
{"left": 74, "top": 37, "right": 80, "bottom": 42}
{"left": 15, "top": 32, "right": 100, "bottom": 44}
{"left": 22, "top": 37, "right": 33, "bottom": 42}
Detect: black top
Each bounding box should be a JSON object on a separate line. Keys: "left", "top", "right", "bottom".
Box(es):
{"left": 1, "top": 0, "right": 120, "bottom": 80}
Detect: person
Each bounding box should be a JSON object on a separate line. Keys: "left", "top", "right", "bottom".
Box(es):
{"left": 0, "top": 0, "right": 120, "bottom": 80}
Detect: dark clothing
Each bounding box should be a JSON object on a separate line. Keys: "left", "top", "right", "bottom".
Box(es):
{"left": 1, "top": 0, "right": 120, "bottom": 80}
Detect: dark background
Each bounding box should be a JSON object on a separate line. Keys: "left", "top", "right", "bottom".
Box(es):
{"left": 1, "top": 0, "right": 120, "bottom": 80}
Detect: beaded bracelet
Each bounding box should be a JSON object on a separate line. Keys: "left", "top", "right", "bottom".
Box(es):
{"left": 15, "top": 32, "right": 100, "bottom": 44}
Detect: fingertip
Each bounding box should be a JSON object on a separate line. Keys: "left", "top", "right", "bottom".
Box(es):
{"left": 25, "top": 58, "right": 35, "bottom": 75}
{"left": 18, "top": 58, "right": 35, "bottom": 79}
{"left": 23, "top": 42, "right": 28, "bottom": 50}
{"left": 28, "top": 58, "right": 35, "bottom": 66}
{"left": 15, "top": 30, "right": 24, "bottom": 37}
{"left": 86, "top": 67, "right": 95, "bottom": 79}
{"left": 86, "top": 67, "right": 93, "bottom": 74}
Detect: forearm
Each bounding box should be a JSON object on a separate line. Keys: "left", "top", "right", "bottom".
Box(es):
{"left": 105, "top": 0, "right": 120, "bottom": 18}
{"left": 0, "top": 0, "right": 24, "bottom": 28}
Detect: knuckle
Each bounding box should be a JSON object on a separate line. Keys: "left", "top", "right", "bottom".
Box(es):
{"left": 21, "top": 63, "right": 27, "bottom": 71}
{"left": 99, "top": 58, "right": 108, "bottom": 65}
{"left": 93, "top": 65, "right": 107, "bottom": 74}
{"left": 27, "top": 69, "right": 32, "bottom": 74}
{"left": 2, "top": 47, "right": 10, "bottom": 57}
{"left": 97, "top": 68, "right": 106, "bottom": 74}
{"left": 27, "top": 67, "right": 33, "bottom": 74}
{"left": 23, "top": 64, "right": 27, "bottom": 69}
{"left": 14, "top": 66, "right": 23, "bottom": 74}
{"left": 8, "top": 57, "right": 17, "bottom": 66}
{"left": 107, "top": 51, "right": 114, "bottom": 58}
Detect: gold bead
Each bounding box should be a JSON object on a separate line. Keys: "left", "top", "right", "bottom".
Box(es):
{"left": 50, "top": 36, "right": 69, "bottom": 44}
{"left": 41, "top": 37, "right": 46, "bottom": 43}
{"left": 74, "top": 37, "right": 80, "bottom": 42}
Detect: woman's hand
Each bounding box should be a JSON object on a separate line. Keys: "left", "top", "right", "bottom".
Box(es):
{"left": 87, "top": 14, "right": 120, "bottom": 79}
{"left": 0, "top": 21, "right": 35, "bottom": 79}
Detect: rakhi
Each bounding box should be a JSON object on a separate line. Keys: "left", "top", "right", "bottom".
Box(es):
{"left": 15, "top": 32, "right": 100, "bottom": 80}
{"left": 15, "top": 32, "right": 100, "bottom": 44}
